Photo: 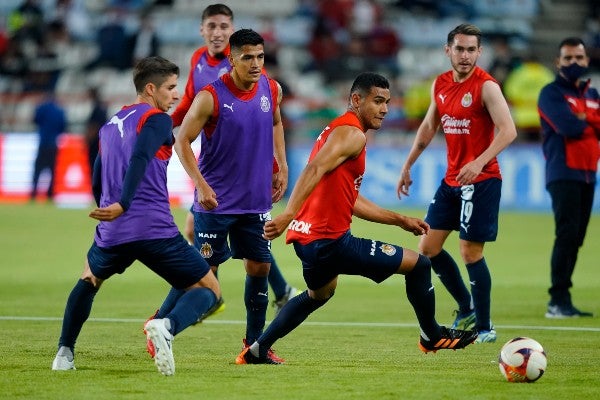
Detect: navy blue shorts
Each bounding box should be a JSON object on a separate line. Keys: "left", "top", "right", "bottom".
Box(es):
{"left": 192, "top": 211, "right": 272, "bottom": 266}
{"left": 425, "top": 178, "right": 501, "bottom": 242}
{"left": 292, "top": 231, "right": 403, "bottom": 290}
{"left": 87, "top": 233, "right": 210, "bottom": 290}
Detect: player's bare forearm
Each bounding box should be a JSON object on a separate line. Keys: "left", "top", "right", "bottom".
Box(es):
{"left": 272, "top": 171, "right": 287, "bottom": 203}
{"left": 354, "top": 195, "right": 429, "bottom": 235}
{"left": 397, "top": 215, "right": 430, "bottom": 236}
{"left": 398, "top": 116, "right": 438, "bottom": 198}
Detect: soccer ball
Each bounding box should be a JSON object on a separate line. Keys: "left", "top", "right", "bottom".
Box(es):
{"left": 498, "top": 337, "right": 547, "bottom": 383}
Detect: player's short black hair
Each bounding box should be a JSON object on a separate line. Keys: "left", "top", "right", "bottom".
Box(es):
{"left": 229, "top": 29, "right": 264, "bottom": 51}
{"left": 558, "top": 37, "right": 586, "bottom": 52}
{"left": 133, "top": 56, "right": 179, "bottom": 93}
{"left": 350, "top": 72, "right": 389, "bottom": 97}
{"left": 202, "top": 3, "right": 233, "bottom": 21}
{"left": 447, "top": 23, "right": 482, "bottom": 47}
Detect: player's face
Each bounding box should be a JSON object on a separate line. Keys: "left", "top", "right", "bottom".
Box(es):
{"left": 446, "top": 33, "right": 481, "bottom": 79}
{"left": 356, "top": 87, "right": 390, "bottom": 130}
{"left": 557, "top": 44, "right": 588, "bottom": 68}
{"left": 154, "top": 74, "right": 179, "bottom": 112}
{"left": 201, "top": 14, "right": 234, "bottom": 56}
{"left": 229, "top": 44, "right": 265, "bottom": 85}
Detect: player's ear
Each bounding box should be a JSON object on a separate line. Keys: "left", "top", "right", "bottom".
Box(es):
{"left": 350, "top": 92, "right": 361, "bottom": 109}
{"left": 145, "top": 82, "right": 157, "bottom": 96}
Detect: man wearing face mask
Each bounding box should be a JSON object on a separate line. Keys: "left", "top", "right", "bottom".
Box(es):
{"left": 538, "top": 37, "right": 599, "bottom": 318}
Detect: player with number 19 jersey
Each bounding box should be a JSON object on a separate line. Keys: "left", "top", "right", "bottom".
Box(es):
{"left": 434, "top": 66, "right": 502, "bottom": 186}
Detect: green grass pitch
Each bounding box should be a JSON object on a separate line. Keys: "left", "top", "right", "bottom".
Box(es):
{"left": 0, "top": 203, "right": 598, "bottom": 399}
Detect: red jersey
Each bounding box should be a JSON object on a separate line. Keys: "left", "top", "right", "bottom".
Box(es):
{"left": 170, "top": 45, "right": 231, "bottom": 127}
{"left": 434, "top": 66, "right": 502, "bottom": 186}
{"left": 286, "top": 111, "right": 366, "bottom": 245}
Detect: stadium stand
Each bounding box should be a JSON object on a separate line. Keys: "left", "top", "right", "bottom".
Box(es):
{"left": 0, "top": 0, "right": 591, "bottom": 144}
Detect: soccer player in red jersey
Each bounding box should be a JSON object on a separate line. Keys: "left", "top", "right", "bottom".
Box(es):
{"left": 397, "top": 24, "right": 517, "bottom": 343}
{"left": 236, "top": 72, "right": 478, "bottom": 364}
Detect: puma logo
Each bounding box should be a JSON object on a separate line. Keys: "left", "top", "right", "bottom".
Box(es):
{"left": 224, "top": 103, "right": 234, "bottom": 112}
{"left": 438, "top": 94, "right": 447, "bottom": 104}
{"left": 108, "top": 110, "right": 136, "bottom": 138}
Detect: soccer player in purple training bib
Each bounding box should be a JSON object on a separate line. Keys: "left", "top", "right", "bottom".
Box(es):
{"left": 167, "top": 28, "right": 287, "bottom": 363}
{"left": 144, "top": 7, "right": 298, "bottom": 349}
{"left": 51, "top": 56, "right": 221, "bottom": 376}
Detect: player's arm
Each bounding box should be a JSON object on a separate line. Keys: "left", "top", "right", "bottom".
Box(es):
{"left": 264, "top": 126, "right": 365, "bottom": 240}
{"left": 174, "top": 89, "right": 218, "bottom": 210}
{"left": 170, "top": 55, "right": 198, "bottom": 127}
{"left": 272, "top": 82, "right": 288, "bottom": 203}
{"left": 353, "top": 194, "right": 429, "bottom": 236}
{"left": 91, "top": 153, "right": 102, "bottom": 206}
{"left": 89, "top": 113, "right": 172, "bottom": 221}
{"left": 455, "top": 80, "right": 517, "bottom": 185}
{"left": 397, "top": 81, "right": 440, "bottom": 198}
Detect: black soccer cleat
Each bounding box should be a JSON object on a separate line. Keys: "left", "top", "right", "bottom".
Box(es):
{"left": 419, "top": 326, "right": 478, "bottom": 353}
{"left": 235, "top": 346, "right": 283, "bottom": 365}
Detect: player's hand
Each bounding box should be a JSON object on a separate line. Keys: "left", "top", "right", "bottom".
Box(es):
{"left": 456, "top": 160, "right": 483, "bottom": 185}
{"left": 263, "top": 214, "right": 291, "bottom": 240}
{"left": 398, "top": 216, "right": 429, "bottom": 236}
{"left": 89, "top": 202, "right": 124, "bottom": 221}
{"left": 197, "top": 182, "right": 218, "bottom": 210}
{"left": 397, "top": 167, "right": 412, "bottom": 199}
{"left": 272, "top": 171, "right": 288, "bottom": 203}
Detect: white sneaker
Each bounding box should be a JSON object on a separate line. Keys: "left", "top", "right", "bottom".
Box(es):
{"left": 144, "top": 318, "right": 175, "bottom": 376}
{"left": 52, "top": 346, "right": 75, "bottom": 370}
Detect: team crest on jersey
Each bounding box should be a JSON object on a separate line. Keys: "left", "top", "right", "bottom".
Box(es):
{"left": 461, "top": 92, "right": 473, "bottom": 108}
{"left": 260, "top": 95, "right": 271, "bottom": 112}
{"left": 379, "top": 243, "right": 396, "bottom": 256}
{"left": 199, "top": 242, "right": 213, "bottom": 258}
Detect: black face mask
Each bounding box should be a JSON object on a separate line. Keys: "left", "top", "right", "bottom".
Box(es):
{"left": 560, "top": 63, "right": 588, "bottom": 82}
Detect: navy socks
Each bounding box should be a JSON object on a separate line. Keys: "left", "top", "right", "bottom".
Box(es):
{"left": 244, "top": 275, "right": 269, "bottom": 343}
{"left": 466, "top": 258, "right": 492, "bottom": 331}
{"left": 255, "top": 290, "right": 328, "bottom": 358}
{"left": 430, "top": 249, "right": 472, "bottom": 313}
{"left": 164, "top": 287, "right": 217, "bottom": 335}
{"left": 156, "top": 287, "right": 185, "bottom": 318}
{"left": 405, "top": 254, "right": 440, "bottom": 339}
{"left": 58, "top": 279, "right": 98, "bottom": 350}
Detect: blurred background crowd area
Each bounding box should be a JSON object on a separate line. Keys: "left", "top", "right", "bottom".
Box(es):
{"left": 1, "top": 0, "right": 599, "bottom": 144}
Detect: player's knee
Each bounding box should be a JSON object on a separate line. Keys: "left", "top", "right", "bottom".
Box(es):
{"left": 418, "top": 245, "right": 440, "bottom": 258}
{"left": 82, "top": 275, "right": 103, "bottom": 289}
{"left": 81, "top": 263, "right": 103, "bottom": 288}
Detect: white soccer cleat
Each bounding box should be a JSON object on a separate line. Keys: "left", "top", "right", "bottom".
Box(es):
{"left": 144, "top": 318, "right": 175, "bottom": 376}
{"left": 52, "top": 346, "right": 76, "bottom": 370}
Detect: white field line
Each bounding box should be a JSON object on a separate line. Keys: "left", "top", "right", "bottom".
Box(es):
{"left": 1, "top": 315, "right": 599, "bottom": 332}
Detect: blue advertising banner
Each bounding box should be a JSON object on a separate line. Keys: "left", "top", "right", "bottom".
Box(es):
{"left": 287, "top": 144, "right": 600, "bottom": 212}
